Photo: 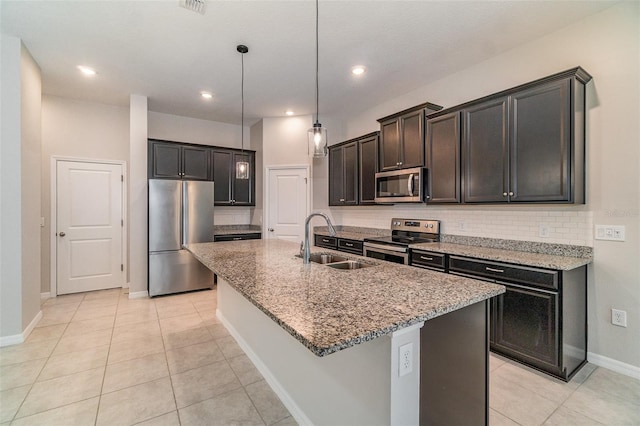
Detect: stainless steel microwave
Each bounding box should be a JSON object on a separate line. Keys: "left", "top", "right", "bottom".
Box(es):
{"left": 374, "top": 167, "right": 426, "bottom": 203}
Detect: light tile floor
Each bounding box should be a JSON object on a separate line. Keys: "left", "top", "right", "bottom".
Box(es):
{"left": 1, "top": 287, "right": 639, "bottom": 425}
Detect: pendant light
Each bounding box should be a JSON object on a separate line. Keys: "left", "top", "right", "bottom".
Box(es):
{"left": 236, "top": 44, "right": 250, "bottom": 179}
{"left": 308, "top": 0, "right": 328, "bottom": 158}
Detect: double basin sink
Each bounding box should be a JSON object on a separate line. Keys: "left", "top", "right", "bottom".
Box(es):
{"left": 301, "top": 253, "right": 374, "bottom": 270}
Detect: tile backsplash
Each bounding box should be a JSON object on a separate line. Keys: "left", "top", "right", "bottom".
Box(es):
{"left": 214, "top": 207, "right": 252, "bottom": 225}
{"left": 322, "top": 206, "right": 593, "bottom": 247}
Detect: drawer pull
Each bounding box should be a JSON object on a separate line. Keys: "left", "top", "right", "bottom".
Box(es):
{"left": 322, "top": 239, "right": 330, "bottom": 243}
{"left": 345, "top": 243, "right": 353, "bottom": 247}
{"left": 232, "top": 237, "right": 242, "bottom": 240}
{"left": 420, "top": 256, "right": 434, "bottom": 261}
{"left": 486, "top": 267, "right": 504, "bottom": 273}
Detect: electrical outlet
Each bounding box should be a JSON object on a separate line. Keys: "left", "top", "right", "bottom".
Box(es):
{"left": 612, "top": 309, "right": 627, "bottom": 327}
{"left": 539, "top": 225, "right": 551, "bottom": 238}
{"left": 399, "top": 343, "right": 413, "bottom": 377}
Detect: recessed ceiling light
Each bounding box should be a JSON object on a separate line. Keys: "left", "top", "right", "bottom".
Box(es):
{"left": 351, "top": 65, "right": 366, "bottom": 76}
{"left": 285, "top": 110, "right": 294, "bottom": 116}
{"left": 200, "top": 91, "right": 213, "bottom": 99}
{"left": 77, "top": 65, "right": 96, "bottom": 76}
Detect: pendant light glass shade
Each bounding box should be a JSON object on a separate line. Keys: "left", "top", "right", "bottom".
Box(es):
{"left": 236, "top": 44, "right": 250, "bottom": 179}
{"left": 308, "top": 0, "right": 327, "bottom": 158}
{"left": 236, "top": 160, "right": 249, "bottom": 179}
{"left": 308, "top": 122, "right": 328, "bottom": 158}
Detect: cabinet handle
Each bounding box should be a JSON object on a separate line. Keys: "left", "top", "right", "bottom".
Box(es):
{"left": 399, "top": 161, "right": 403, "bottom": 165}
{"left": 340, "top": 198, "right": 345, "bottom": 202}
{"left": 232, "top": 237, "right": 242, "bottom": 240}
{"left": 345, "top": 242, "right": 354, "bottom": 247}
{"left": 502, "top": 192, "right": 508, "bottom": 197}
{"left": 420, "top": 256, "right": 434, "bottom": 261}
{"left": 426, "top": 195, "right": 430, "bottom": 199}
{"left": 486, "top": 267, "right": 504, "bottom": 273}
{"left": 322, "top": 239, "right": 330, "bottom": 243}
{"left": 509, "top": 192, "right": 514, "bottom": 196}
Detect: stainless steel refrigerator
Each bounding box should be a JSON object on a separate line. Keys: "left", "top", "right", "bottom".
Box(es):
{"left": 148, "top": 179, "right": 215, "bottom": 297}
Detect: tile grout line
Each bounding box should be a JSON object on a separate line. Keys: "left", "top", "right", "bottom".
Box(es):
{"left": 94, "top": 290, "right": 127, "bottom": 426}
{"left": 157, "top": 297, "right": 183, "bottom": 426}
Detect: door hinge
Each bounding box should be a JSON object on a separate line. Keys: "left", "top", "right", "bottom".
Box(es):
{"left": 121, "top": 264, "right": 124, "bottom": 271}
{"left": 121, "top": 175, "right": 124, "bottom": 182}
{"left": 304, "top": 177, "right": 308, "bottom": 184}
{"left": 121, "top": 219, "right": 124, "bottom": 226}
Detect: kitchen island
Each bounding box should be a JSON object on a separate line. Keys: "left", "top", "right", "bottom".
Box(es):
{"left": 187, "top": 239, "right": 504, "bottom": 425}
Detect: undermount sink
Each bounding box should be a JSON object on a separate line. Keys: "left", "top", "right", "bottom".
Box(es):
{"left": 325, "top": 260, "right": 373, "bottom": 270}
{"left": 309, "top": 253, "right": 348, "bottom": 264}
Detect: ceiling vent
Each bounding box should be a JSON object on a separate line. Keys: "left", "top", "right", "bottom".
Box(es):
{"left": 179, "top": 0, "right": 206, "bottom": 15}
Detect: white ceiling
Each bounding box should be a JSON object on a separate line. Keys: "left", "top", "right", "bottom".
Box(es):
{"left": 1, "top": 1, "right": 616, "bottom": 125}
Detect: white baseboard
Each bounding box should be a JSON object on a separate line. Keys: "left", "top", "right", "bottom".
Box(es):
{"left": 41, "top": 292, "right": 50, "bottom": 301}
{"left": 588, "top": 351, "right": 640, "bottom": 380}
{"left": 0, "top": 310, "right": 43, "bottom": 347}
{"left": 128, "top": 290, "right": 149, "bottom": 299}
{"left": 217, "top": 308, "right": 313, "bottom": 426}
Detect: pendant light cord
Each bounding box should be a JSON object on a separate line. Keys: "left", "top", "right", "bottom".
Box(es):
{"left": 241, "top": 51, "right": 245, "bottom": 154}
{"left": 315, "top": 0, "right": 319, "bottom": 124}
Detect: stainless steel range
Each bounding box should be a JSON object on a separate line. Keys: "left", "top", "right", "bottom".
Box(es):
{"left": 364, "top": 218, "right": 440, "bottom": 264}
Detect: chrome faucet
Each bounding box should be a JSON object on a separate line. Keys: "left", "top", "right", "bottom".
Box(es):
{"left": 303, "top": 212, "right": 336, "bottom": 264}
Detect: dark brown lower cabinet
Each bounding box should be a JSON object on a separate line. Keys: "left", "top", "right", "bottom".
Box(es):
{"left": 421, "top": 300, "right": 489, "bottom": 425}
{"left": 449, "top": 255, "right": 587, "bottom": 381}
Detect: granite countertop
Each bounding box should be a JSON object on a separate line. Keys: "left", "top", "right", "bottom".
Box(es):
{"left": 409, "top": 242, "right": 591, "bottom": 270}
{"left": 186, "top": 239, "right": 504, "bottom": 357}
{"left": 213, "top": 225, "right": 262, "bottom": 236}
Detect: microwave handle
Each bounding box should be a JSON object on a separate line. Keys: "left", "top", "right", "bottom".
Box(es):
{"left": 407, "top": 173, "right": 414, "bottom": 196}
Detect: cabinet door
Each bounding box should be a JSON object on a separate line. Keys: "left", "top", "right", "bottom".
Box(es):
{"left": 212, "top": 150, "right": 232, "bottom": 204}
{"left": 492, "top": 285, "right": 559, "bottom": 373}
{"left": 232, "top": 152, "right": 254, "bottom": 205}
{"left": 510, "top": 79, "right": 570, "bottom": 202}
{"left": 359, "top": 135, "right": 378, "bottom": 204}
{"left": 343, "top": 142, "right": 359, "bottom": 205}
{"left": 182, "top": 146, "right": 210, "bottom": 180}
{"left": 463, "top": 98, "right": 509, "bottom": 203}
{"left": 399, "top": 109, "right": 424, "bottom": 169}
{"left": 426, "top": 112, "right": 461, "bottom": 203}
{"left": 328, "top": 145, "right": 344, "bottom": 206}
{"left": 150, "top": 142, "right": 181, "bottom": 179}
{"left": 379, "top": 119, "right": 401, "bottom": 171}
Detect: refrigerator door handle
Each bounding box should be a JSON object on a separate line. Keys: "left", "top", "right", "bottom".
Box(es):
{"left": 182, "top": 181, "right": 187, "bottom": 248}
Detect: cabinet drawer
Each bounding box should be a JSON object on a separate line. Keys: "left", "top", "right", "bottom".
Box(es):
{"left": 449, "top": 256, "right": 558, "bottom": 290}
{"left": 410, "top": 250, "right": 446, "bottom": 270}
{"left": 214, "top": 233, "right": 261, "bottom": 242}
{"left": 314, "top": 235, "right": 337, "bottom": 249}
{"left": 337, "top": 238, "right": 363, "bottom": 255}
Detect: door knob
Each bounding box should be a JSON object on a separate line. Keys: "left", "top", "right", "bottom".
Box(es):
{"left": 268, "top": 228, "right": 274, "bottom": 232}
{"left": 59, "top": 232, "right": 66, "bottom": 237}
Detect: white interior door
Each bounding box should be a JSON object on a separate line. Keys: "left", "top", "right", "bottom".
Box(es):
{"left": 267, "top": 167, "right": 308, "bottom": 243}
{"left": 56, "top": 160, "right": 123, "bottom": 295}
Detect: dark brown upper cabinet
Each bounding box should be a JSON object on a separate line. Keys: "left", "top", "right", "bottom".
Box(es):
{"left": 425, "top": 111, "right": 461, "bottom": 203}
{"left": 462, "top": 97, "right": 510, "bottom": 203}
{"left": 148, "top": 140, "right": 210, "bottom": 180}
{"left": 329, "top": 141, "right": 359, "bottom": 206}
{"left": 377, "top": 103, "right": 442, "bottom": 172}
{"left": 212, "top": 149, "right": 255, "bottom": 206}
{"left": 427, "top": 67, "right": 590, "bottom": 204}
{"left": 358, "top": 133, "right": 379, "bottom": 204}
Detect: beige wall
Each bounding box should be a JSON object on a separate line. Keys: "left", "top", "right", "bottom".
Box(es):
{"left": 40, "top": 96, "right": 130, "bottom": 294}
{"left": 148, "top": 111, "right": 245, "bottom": 149}
{"left": 0, "top": 36, "right": 42, "bottom": 341}
{"left": 336, "top": 2, "right": 640, "bottom": 369}
{"left": 20, "top": 43, "right": 42, "bottom": 330}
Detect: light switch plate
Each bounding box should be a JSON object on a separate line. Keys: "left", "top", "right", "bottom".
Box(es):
{"left": 595, "top": 225, "right": 625, "bottom": 241}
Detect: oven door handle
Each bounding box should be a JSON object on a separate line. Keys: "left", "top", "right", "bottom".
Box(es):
{"left": 407, "top": 173, "right": 414, "bottom": 196}
{"left": 364, "top": 242, "right": 408, "bottom": 254}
